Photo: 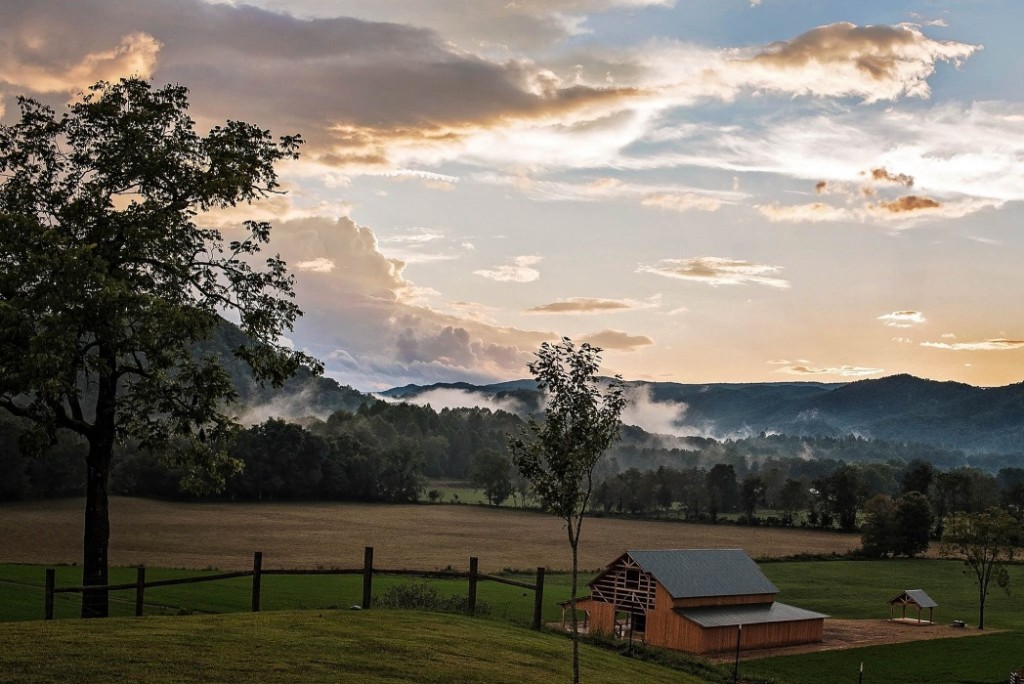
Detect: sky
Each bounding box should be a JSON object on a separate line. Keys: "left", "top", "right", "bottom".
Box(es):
{"left": 3, "top": 0, "right": 1024, "bottom": 390}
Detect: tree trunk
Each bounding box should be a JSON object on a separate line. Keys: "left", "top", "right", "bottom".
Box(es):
{"left": 82, "top": 357, "right": 117, "bottom": 619}
{"left": 570, "top": 534, "right": 580, "bottom": 684}
{"left": 978, "top": 586, "right": 986, "bottom": 629}
{"left": 81, "top": 437, "right": 112, "bottom": 618}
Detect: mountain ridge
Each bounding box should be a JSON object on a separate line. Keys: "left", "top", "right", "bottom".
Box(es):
{"left": 380, "top": 374, "right": 1024, "bottom": 455}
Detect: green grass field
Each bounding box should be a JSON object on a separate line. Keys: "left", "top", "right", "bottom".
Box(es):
{"left": 4, "top": 558, "right": 1023, "bottom": 683}
{"left": 0, "top": 609, "right": 712, "bottom": 684}
{"left": 0, "top": 564, "right": 576, "bottom": 625}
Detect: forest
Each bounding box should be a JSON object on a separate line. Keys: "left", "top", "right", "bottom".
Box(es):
{"left": 3, "top": 398, "right": 1023, "bottom": 543}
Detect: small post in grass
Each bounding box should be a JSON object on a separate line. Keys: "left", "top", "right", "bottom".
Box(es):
{"left": 468, "top": 556, "right": 478, "bottom": 617}
{"left": 532, "top": 567, "right": 545, "bottom": 631}
{"left": 859, "top": 661, "right": 864, "bottom": 684}
{"left": 44, "top": 568, "right": 55, "bottom": 620}
{"left": 362, "top": 546, "right": 374, "bottom": 610}
{"left": 733, "top": 623, "right": 742, "bottom": 683}
{"left": 251, "top": 551, "right": 263, "bottom": 612}
{"left": 135, "top": 566, "right": 146, "bottom": 617}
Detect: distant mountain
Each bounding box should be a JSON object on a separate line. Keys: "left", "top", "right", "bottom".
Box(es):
{"left": 194, "top": 320, "right": 375, "bottom": 419}
{"left": 382, "top": 374, "right": 1024, "bottom": 456}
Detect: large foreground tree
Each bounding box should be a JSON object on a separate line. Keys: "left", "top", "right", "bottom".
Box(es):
{"left": 0, "top": 79, "right": 318, "bottom": 617}
{"left": 509, "top": 338, "right": 625, "bottom": 684}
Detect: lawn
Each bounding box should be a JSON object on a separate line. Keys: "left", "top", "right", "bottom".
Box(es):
{"left": 743, "top": 558, "right": 1024, "bottom": 684}
{"left": 0, "top": 563, "right": 577, "bottom": 625}
{"left": 0, "top": 609, "right": 713, "bottom": 684}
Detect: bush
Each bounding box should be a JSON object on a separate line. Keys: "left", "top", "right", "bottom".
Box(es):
{"left": 373, "top": 580, "right": 490, "bottom": 616}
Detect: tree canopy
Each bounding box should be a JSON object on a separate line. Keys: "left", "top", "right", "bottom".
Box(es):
{"left": 0, "top": 78, "right": 316, "bottom": 616}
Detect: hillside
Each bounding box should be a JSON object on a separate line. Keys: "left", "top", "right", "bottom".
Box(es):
{"left": 0, "top": 609, "right": 711, "bottom": 684}
{"left": 385, "top": 375, "right": 1024, "bottom": 455}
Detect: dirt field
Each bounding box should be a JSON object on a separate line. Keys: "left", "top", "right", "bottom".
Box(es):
{"left": 0, "top": 497, "right": 862, "bottom": 572}
{"left": 706, "top": 619, "right": 996, "bottom": 663}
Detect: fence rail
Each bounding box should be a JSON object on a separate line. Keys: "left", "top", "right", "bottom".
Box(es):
{"left": 43, "top": 547, "right": 546, "bottom": 629}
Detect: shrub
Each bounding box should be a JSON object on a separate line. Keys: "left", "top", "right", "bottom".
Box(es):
{"left": 374, "top": 580, "right": 490, "bottom": 616}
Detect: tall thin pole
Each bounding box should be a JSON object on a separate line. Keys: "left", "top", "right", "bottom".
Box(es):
{"left": 733, "top": 623, "right": 742, "bottom": 683}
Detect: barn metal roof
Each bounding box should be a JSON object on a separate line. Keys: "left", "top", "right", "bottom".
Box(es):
{"left": 888, "top": 589, "right": 938, "bottom": 608}
{"left": 626, "top": 549, "right": 779, "bottom": 599}
{"left": 679, "top": 601, "right": 828, "bottom": 628}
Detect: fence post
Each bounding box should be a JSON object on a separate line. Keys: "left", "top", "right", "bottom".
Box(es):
{"left": 532, "top": 567, "right": 545, "bottom": 630}
{"left": 44, "top": 568, "right": 55, "bottom": 621}
{"left": 251, "top": 551, "right": 263, "bottom": 612}
{"left": 467, "top": 557, "right": 478, "bottom": 617}
{"left": 135, "top": 566, "right": 146, "bottom": 617}
{"left": 361, "top": 546, "right": 374, "bottom": 609}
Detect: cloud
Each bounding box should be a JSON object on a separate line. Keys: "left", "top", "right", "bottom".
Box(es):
{"left": 640, "top": 192, "right": 722, "bottom": 212}
{"left": 620, "top": 385, "right": 700, "bottom": 437}
{"left": 639, "top": 257, "right": 789, "bottom": 289}
{"left": 232, "top": 0, "right": 677, "bottom": 52}
{"left": 870, "top": 168, "right": 914, "bottom": 187}
{"left": 777, "top": 364, "right": 884, "bottom": 377}
{"left": 892, "top": 337, "right": 913, "bottom": 344}
{"left": 0, "top": 31, "right": 160, "bottom": 93}
{"left": 526, "top": 297, "right": 651, "bottom": 314}
{"left": 878, "top": 310, "right": 925, "bottom": 328}
{"left": 580, "top": 329, "right": 654, "bottom": 351}
{"left": 295, "top": 257, "right": 336, "bottom": 273}
{"left": 474, "top": 255, "right": 543, "bottom": 283}
{"left": 382, "top": 388, "right": 526, "bottom": 415}
{"left": 236, "top": 214, "right": 552, "bottom": 389}
{"left": 756, "top": 202, "right": 853, "bottom": 223}
{"left": 875, "top": 195, "right": 941, "bottom": 213}
{"left": 0, "top": 0, "right": 640, "bottom": 171}
{"left": 377, "top": 229, "right": 471, "bottom": 264}
{"left": 738, "top": 22, "right": 979, "bottom": 103}
{"left": 920, "top": 339, "right": 1024, "bottom": 351}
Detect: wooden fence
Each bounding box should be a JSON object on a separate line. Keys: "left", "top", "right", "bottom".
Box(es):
{"left": 44, "top": 547, "right": 546, "bottom": 629}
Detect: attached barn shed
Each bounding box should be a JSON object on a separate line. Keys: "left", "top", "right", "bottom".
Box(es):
{"left": 576, "top": 549, "right": 826, "bottom": 654}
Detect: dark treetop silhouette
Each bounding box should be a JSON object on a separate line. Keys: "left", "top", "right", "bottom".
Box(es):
{"left": 0, "top": 78, "right": 318, "bottom": 617}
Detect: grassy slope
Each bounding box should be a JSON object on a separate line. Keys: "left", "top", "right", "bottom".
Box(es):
{"left": 0, "top": 610, "right": 710, "bottom": 684}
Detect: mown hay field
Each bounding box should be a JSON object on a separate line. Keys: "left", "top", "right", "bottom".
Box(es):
{"left": 0, "top": 497, "right": 860, "bottom": 572}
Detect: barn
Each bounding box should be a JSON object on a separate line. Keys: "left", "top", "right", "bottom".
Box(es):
{"left": 571, "top": 549, "right": 826, "bottom": 654}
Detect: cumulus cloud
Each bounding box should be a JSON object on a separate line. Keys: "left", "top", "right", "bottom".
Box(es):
{"left": 878, "top": 310, "right": 925, "bottom": 328}
{"left": 230, "top": 0, "right": 676, "bottom": 52}
{"left": 0, "top": 0, "right": 640, "bottom": 171}
{"left": 639, "top": 257, "right": 789, "bottom": 289}
{"left": 920, "top": 339, "right": 1024, "bottom": 351}
{"left": 580, "top": 329, "right": 654, "bottom": 351}
{"left": 870, "top": 168, "right": 914, "bottom": 187}
{"left": 875, "top": 195, "right": 941, "bottom": 213}
{"left": 526, "top": 297, "right": 653, "bottom": 314}
{"left": 474, "top": 255, "right": 543, "bottom": 283}
{"left": 0, "top": 31, "right": 160, "bottom": 94}
{"left": 777, "top": 363, "right": 884, "bottom": 377}
{"left": 737, "top": 22, "right": 979, "bottom": 103}
{"left": 237, "top": 214, "right": 552, "bottom": 388}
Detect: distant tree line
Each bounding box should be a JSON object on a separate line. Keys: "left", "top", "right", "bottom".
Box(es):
{"left": 3, "top": 401, "right": 1024, "bottom": 536}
